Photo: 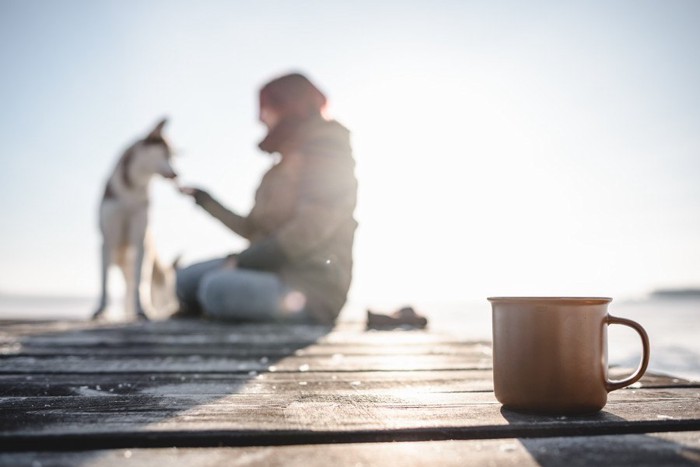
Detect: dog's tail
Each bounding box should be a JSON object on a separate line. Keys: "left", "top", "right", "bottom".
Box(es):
{"left": 151, "top": 255, "right": 181, "bottom": 314}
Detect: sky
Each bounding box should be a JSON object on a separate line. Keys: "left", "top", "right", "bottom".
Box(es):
{"left": 1, "top": 0, "right": 699, "bottom": 307}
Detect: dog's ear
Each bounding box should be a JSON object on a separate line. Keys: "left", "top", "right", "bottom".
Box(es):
{"left": 147, "top": 118, "right": 168, "bottom": 139}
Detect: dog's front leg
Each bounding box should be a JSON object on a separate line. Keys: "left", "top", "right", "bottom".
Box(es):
{"left": 130, "top": 210, "right": 151, "bottom": 321}
{"left": 133, "top": 243, "right": 149, "bottom": 321}
{"left": 91, "top": 242, "right": 110, "bottom": 320}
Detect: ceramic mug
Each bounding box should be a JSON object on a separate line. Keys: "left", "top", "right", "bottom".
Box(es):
{"left": 488, "top": 297, "right": 650, "bottom": 415}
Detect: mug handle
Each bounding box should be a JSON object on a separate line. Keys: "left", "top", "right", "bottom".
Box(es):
{"left": 605, "top": 314, "right": 651, "bottom": 392}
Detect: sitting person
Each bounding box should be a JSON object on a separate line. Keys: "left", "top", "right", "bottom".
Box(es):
{"left": 177, "top": 73, "right": 358, "bottom": 325}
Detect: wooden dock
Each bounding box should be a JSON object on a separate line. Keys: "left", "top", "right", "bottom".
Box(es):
{"left": 1, "top": 319, "right": 699, "bottom": 466}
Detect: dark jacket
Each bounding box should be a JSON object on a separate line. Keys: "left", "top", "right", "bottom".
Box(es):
{"left": 198, "top": 117, "right": 358, "bottom": 324}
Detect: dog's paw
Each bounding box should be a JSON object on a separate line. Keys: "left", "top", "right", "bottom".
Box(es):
{"left": 135, "top": 310, "right": 151, "bottom": 322}
{"left": 91, "top": 308, "right": 107, "bottom": 321}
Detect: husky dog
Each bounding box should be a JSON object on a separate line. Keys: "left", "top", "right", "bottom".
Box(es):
{"left": 92, "top": 118, "right": 179, "bottom": 321}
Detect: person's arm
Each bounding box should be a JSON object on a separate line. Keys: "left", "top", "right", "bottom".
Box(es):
{"left": 180, "top": 187, "right": 253, "bottom": 239}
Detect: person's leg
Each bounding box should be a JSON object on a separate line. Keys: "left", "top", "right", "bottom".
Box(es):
{"left": 175, "top": 258, "right": 228, "bottom": 314}
{"left": 197, "top": 268, "right": 312, "bottom": 323}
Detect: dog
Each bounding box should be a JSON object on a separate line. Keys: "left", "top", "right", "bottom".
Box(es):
{"left": 92, "top": 118, "right": 179, "bottom": 321}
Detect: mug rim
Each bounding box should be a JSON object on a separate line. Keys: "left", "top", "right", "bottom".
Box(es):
{"left": 487, "top": 297, "right": 612, "bottom": 305}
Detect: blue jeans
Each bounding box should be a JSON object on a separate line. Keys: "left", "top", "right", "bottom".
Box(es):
{"left": 176, "top": 257, "right": 312, "bottom": 323}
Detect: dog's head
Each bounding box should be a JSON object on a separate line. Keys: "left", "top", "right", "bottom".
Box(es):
{"left": 128, "top": 118, "right": 178, "bottom": 181}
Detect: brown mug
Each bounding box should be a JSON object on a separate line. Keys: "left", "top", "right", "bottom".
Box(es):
{"left": 488, "top": 297, "right": 650, "bottom": 415}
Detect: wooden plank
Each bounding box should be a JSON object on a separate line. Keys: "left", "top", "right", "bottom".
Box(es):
{"left": 0, "top": 371, "right": 494, "bottom": 397}
{"left": 0, "top": 342, "right": 490, "bottom": 358}
{"left": 0, "top": 353, "right": 492, "bottom": 373}
{"left": 0, "top": 370, "right": 693, "bottom": 398}
{"left": 0, "top": 321, "right": 466, "bottom": 346}
{"left": 0, "top": 323, "right": 331, "bottom": 347}
{"left": 1, "top": 388, "right": 699, "bottom": 441}
{"left": 0, "top": 358, "right": 689, "bottom": 381}
{"left": 3, "top": 432, "right": 700, "bottom": 466}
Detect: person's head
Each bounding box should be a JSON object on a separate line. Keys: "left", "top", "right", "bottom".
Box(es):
{"left": 259, "top": 73, "right": 327, "bottom": 130}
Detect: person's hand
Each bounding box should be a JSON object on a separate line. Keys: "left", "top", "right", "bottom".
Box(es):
{"left": 178, "top": 186, "right": 213, "bottom": 206}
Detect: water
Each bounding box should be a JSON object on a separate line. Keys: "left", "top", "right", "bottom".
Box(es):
{"left": 0, "top": 294, "right": 97, "bottom": 321}
{"left": 346, "top": 297, "right": 700, "bottom": 382}
{"left": 605, "top": 298, "right": 700, "bottom": 381}
{"left": 2, "top": 294, "right": 699, "bottom": 381}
